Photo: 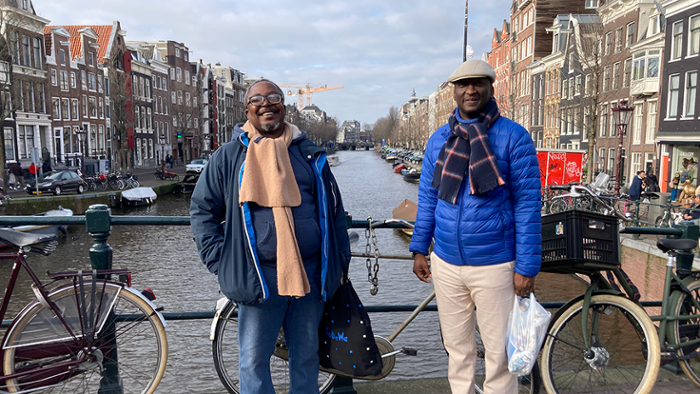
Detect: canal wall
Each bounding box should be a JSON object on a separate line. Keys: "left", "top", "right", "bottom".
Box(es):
{"left": 0, "top": 182, "right": 179, "bottom": 215}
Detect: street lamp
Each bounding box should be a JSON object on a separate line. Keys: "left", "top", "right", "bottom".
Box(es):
{"left": 75, "top": 127, "right": 87, "bottom": 174}
{"left": 611, "top": 99, "right": 634, "bottom": 196}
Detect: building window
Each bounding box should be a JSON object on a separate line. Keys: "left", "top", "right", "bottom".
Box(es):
{"left": 87, "top": 73, "right": 96, "bottom": 91}
{"left": 185, "top": 92, "right": 191, "bottom": 106}
{"left": 170, "top": 68, "right": 175, "bottom": 80}
{"left": 609, "top": 148, "right": 615, "bottom": 175}
{"left": 82, "top": 95, "right": 88, "bottom": 117}
{"left": 89, "top": 97, "right": 97, "bottom": 117}
{"left": 585, "top": 0, "right": 598, "bottom": 9}
{"left": 685, "top": 71, "right": 697, "bottom": 117}
{"left": 70, "top": 72, "right": 76, "bottom": 88}
{"left": 52, "top": 98, "right": 60, "bottom": 119}
{"left": 61, "top": 98, "right": 69, "bottom": 120}
{"left": 50, "top": 69, "right": 57, "bottom": 85}
{"left": 176, "top": 67, "right": 182, "bottom": 82}
{"left": 690, "top": 15, "right": 700, "bottom": 56}
{"left": 175, "top": 48, "right": 180, "bottom": 57}
{"left": 177, "top": 90, "right": 182, "bottom": 105}
{"left": 81, "top": 70, "right": 87, "bottom": 89}
{"left": 631, "top": 153, "right": 642, "bottom": 178}
{"left": 38, "top": 83, "right": 45, "bottom": 113}
{"left": 615, "top": 27, "right": 623, "bottom": 53}
{"left": 672, "top": 21, "right": 684, "bottom": 60}
{"left": 60, "top": 70, "right": 69, "bottom": 91}
{"left": 599, "top": 148, "right": 606, "bottom": 171}
{"left": 33, "top": 37, "right": 41, "bottom": 69}
{"left": 171, "top": 91, "right": 176, "bottom": 104}
{"left": 88, "top": 52, "right": 94, "bottom": 67}
{"left": 632, "top": 105, "right": 642, "bottom": 144}
{"left": 27, "top": 81, "right": 34, "bottom": 112}
{"left": 10, "top": 32, "right": 19, "bottom": 65}
{"left": 71, "top": 99, "right": 78, "bottom": 119}
{"left": 668, "top": 74, "right": 680, "bottom": 118}
{"left": 605, "top": 32, "right": 612, "bottom": 56}
{"left": 17, "top": 80, "right": 23, "bottom": 111}
{"left": 600, "top": 104, "right": 607, "bottom": 137}
{"left": 645, "top": 101, "right": 657, "bottom": 144}
{"left": 626, "top": 22, "right": 635, "bottom": 47}
{"left": 632, "top": 52, "right": 645, "bottom": 80}
{"left": 59, "top": 48, "right": 66, "bottom": 66}
{"left": 603, "top": 66, "right": 611, "bottom": 92}
{"left": 613, "top": 62, "right": 621, "bottom": 90}
{"left": 185, "top": 70, "right": 190, "bottom": 85}
{"left": 17, "top": 125, "right": 34, "bottom": 159}
{"left": 105, "top": 78, "right": 110, "bottom": 97}
{"left": 4, "top": 127, "right": 15, "bottom": 161}
{"left": 99, "top": 97, "right": 104, "bottom": 118}
{"left": 623, "top": 58, "right": 632, "bottom": 87}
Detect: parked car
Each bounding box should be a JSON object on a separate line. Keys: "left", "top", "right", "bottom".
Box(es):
{"left": 25, "top": 170, "right": 88, "bottom": 195}
{"left": 186, "top": 159, "right": 208, "bottom": 173}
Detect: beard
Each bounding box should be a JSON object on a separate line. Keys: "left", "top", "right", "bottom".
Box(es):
{"left": 261, "top": 122, "right": 281, "bottom": 132}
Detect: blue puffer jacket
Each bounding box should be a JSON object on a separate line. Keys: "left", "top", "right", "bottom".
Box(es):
{"left": 190, "top": 125, "right": 352, "bottom": 305}
{"left": 409, "top": 113, "right": 542, "bottom": 277}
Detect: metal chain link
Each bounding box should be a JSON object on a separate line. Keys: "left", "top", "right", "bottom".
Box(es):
{"left": 365, "top": 216, "right": 380, "bottom": 295}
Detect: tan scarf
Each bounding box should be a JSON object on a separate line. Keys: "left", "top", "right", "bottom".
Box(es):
{"left": 239, "top": 121, "right": 310, "bottom": 298}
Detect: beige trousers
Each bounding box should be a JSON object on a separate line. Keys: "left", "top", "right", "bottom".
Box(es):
{"left": 431, "top": 252, "right": 517, "bottom": 394}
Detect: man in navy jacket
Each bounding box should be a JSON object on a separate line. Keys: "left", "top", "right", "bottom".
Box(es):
{"left": 190, "top": 80, "right": 351, "bottom": 393}
{"left": 410, "top": 60, "right": 541, "bottom": 393}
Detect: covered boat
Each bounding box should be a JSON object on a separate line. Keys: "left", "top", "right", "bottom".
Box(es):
{"left": 121, "top": 187, "right": 157, "bottom": 206}
{"left": 0, "top": 207, "right": 72, "bottom": 247}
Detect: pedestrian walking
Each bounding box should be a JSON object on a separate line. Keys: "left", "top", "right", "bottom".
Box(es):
{"left": 190, "top": 79, "right": 352, "bottom": 393}
{"left": 410, "top": 59, "right": 541, "bottom": 393}
{"left": 42, "top": 159, "right": 52, "bottom": 175}
{"left": 10, "top": 162, "right": 24, "bottom": 190}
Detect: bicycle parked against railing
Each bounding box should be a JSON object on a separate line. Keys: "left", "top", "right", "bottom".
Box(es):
{"left": 654, "top": 198, "right": 684, "bottom": 227}
{"left": 0, "top": 229, "right": 168, "bottom": 393}
{"left": 538, "top": 230, "right": 700, "bottom": 392}
{"left": 209, "top": 221, "right": 540, "bottom": 394}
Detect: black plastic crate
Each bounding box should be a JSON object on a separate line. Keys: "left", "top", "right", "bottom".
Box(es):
{"left": 541, "top": 210, "right": 620, "bottom": 274}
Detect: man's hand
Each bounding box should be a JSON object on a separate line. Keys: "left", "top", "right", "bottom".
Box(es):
{"left": 514, "top": 272, "right": 535, "bottom": 297}
{"left": 685, "top": 214, "right": 693, "bottom": 220}
{"left": 412, "top": 253, "right": 432, "bottom": 283}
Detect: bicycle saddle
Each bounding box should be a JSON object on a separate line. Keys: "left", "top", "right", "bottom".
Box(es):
{"left": 0, "top": 228, "right": 57, "bottom": 248}
{"left": 656, "top": 238, "right": 698, "bottom": 253}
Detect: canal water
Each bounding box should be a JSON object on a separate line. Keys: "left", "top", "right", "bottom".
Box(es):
{"left": 0, "top": 150, "right": 585, "bottom": 393}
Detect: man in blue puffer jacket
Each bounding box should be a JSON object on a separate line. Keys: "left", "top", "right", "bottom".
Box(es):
{"left": 410, "top": 60, "right": 541, "bottom": 393}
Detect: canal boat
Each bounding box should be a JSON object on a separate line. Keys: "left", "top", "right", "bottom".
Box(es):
{"left": 178, "top": 173, "right": 200, "bottom": 194}
{"left": 0, "top": 206, "right": 72, "bottom": 247}
{"left": 392, "top": 199, "right": 417, "bottom": 236}
{"left": 120, "top": 187, "right": 157, "bottom": 207}
{"left": 402, "top": 168, "right": 421, "bottom": 183}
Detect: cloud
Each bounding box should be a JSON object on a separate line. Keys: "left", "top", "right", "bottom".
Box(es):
{"left": 37, "top": 0, "right": 512, "bottom": 125}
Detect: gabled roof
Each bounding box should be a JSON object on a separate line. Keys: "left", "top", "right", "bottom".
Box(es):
{"left": 44, "top": 24, "right": 115, "bottom": 63}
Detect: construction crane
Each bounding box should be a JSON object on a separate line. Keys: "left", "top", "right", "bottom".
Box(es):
{"left": 278, "top": 83, "right": 344, "bottom": 109}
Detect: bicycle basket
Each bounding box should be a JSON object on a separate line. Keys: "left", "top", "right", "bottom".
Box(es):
{"left": 541, "top": 210, "right": 620, "bottom": 274}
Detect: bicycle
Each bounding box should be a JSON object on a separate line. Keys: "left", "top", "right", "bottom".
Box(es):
{"left": 209, "top": 221, "right": 540, "bottom": 394}
{"left": 0, "top": 228, "right": 168, "bottom": 393}
{"left": 654, "top": 199, "right": 684, "bottom": 227}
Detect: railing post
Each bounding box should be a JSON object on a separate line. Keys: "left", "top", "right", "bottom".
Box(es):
{"left": 85, "top": 204, "right": 113, "bottom": 270}
{"left": 633, "top": 201, "right": 640, "bottom": 239}
{"left": 85, "top": 204, "right": 121, "bottom": 394}
{"left": 330, "top": 376, "right": 357, "bottom": 393}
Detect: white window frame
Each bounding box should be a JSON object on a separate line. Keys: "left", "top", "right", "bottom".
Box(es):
{"left": 645, "top": 100, "right": 657, "bottom": 144}
{"left": 683, "top": 71, "right": 697, "bottom": 118}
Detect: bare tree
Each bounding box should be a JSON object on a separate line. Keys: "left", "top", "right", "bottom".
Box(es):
{"left": 107, "top": 57, "right": 134, "bottom": 170}
{"left": 371, "top": 106, "right": 399, "bottom": 144}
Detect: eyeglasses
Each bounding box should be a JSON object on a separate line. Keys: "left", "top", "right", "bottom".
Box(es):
{"left": 247, "top": 93, "right": 283, "bottom": 107}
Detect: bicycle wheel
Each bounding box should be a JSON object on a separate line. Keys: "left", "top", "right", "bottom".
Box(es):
{"left": 671, "top": 279, "right": 700, "bottom": 387}
{"left": 2, "top": 282, "right": 167, "bottom": 394}
{"left": 540, "top": 294, "right": 659, "bottom": 394}
{"left": 212, "top": 301, "right": 336, "bottom": 394}
{"left": 474, "top": 318, "right": 540, "bottom": 393}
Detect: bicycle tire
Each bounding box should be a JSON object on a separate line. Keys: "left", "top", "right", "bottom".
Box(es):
{"left": 671, "top": 279, "right": 700, "bottom": 388}
{"left": 2, "top": 282, "right": 168, "bottom": 394}
{"left": 540, "top": 294, "right": 659, "bottom": 394}
{"left": 474, "top": 317, "right": 540, "bottom": 393}
{"left": 212, "top": 301, "right": 336, "bottom": 394}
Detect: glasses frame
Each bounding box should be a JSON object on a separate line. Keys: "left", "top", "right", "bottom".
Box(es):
{"left": 247, "top": 93, "right": 284, "bottom": 107}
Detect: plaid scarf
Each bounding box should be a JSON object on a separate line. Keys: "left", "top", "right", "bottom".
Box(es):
{"left": 432, "top": 98, "right": 506, "bottom": 203}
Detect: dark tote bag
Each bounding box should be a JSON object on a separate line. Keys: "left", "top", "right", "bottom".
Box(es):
{"left": 318, "top": 278, "right": 383, "bottom": 377}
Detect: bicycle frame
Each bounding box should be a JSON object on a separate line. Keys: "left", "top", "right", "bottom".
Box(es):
{"left": 650, "top": 254, "right": 700, "bottom": 357}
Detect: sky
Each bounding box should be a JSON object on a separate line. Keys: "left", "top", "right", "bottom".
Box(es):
{"left": 37, "top": 0, "right": 511, "bottom": 126}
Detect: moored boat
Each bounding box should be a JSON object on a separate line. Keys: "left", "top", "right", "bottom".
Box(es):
{"left": 402, "top": 168, "right": 421, "bottom": 183}
{"left": 178, "top": 173, "right": 200, "bottom": 194}
{"left": 392, "top": 199, "right": 417, "bottom": 236}
{"left": 0, "top": 207, "right": 73, "bottom": 247}
{"left": 120, "top": 187, "right": 157, "bottom": 207}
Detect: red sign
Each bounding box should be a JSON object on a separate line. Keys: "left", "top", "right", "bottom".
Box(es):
{"left": 537, "top": 150, "right": 585, "bottom": 186}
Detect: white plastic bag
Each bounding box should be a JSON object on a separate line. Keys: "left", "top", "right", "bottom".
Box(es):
{"left": 506, "top": 293, "right": 551, "bottom": 376}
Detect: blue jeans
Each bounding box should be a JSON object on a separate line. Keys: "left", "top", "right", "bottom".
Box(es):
{"left": 237, "top": 262, "right": 324, "bottom": 394}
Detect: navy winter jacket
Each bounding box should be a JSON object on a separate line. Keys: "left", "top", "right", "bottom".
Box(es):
{"left": 409, "top": 114, "right": 542, "bottom": 278}
{"left": 190, "top": 125, "right": 352, "bottom": 305}
{"left": 628, "top": 176, "right": 642, "bottom": 199}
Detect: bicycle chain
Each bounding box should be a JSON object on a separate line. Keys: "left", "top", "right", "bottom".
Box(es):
{"left": 365, "top": 216, "right": 380, "bottom": 295}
